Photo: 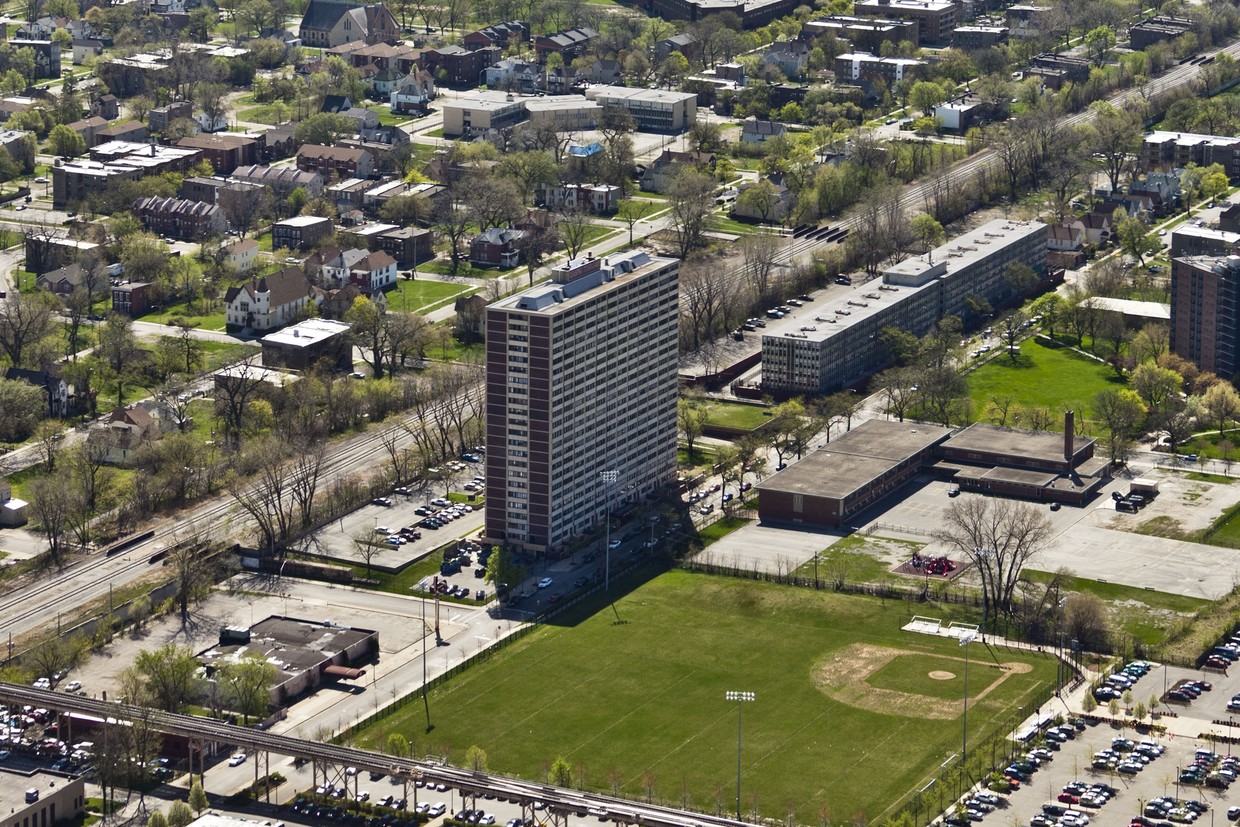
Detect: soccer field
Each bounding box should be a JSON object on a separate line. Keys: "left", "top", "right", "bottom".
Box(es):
{"left": 355, "top": 571, "right": 1057, "bottom": 822}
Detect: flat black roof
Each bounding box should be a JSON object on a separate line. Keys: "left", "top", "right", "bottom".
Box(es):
{"left": 943, "top": 422, "right": 1092, "bottom": 464}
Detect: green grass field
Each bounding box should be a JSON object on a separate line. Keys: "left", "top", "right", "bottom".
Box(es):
{"left": 700, "top": 400, "right": 772, "bottom": 431}
{"left": 387, "top": 278, "right": 477, "bottom": 314}
{"left": 355, "top": 571, "right": 1057, "bottom": 822}
{"left": 967, "top": 338, "right": 1123, "bottom": 428}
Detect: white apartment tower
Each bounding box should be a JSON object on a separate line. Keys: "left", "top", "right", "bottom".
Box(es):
{"left": 482, "top": 251, "right": 680, "bottom": 556}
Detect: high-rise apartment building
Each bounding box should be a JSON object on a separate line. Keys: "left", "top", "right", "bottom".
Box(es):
{"left": 1170, "top": 254, "right": 1240, "bottom": 377}
{"left": 482, "top": 251, "right": 680, "bottom": 556}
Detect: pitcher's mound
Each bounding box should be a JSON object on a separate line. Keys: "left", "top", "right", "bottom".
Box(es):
{"left": 929, "top": 671, "right": 956, "bottom": 680}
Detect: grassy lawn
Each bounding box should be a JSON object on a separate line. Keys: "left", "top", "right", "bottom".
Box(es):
{"left": 710, "top": 215, "right": 765, "bottom": 236}
{"left": 423, "top": 328, "right": 483, "bottom": 364}
{"left": 354, "top": 570, "right": 1056, "bottom": 823}
{"left": 200, "top": 341, "right": 260, "bottom": 371}
{"left": 387, "top": 278, "right": 477, "bottom": 313}
{"left": 697, "top": 516, "right": 749, "bottom": 546}
{"left": 363, "top": 104, "right": 413, "bottom": 127}
{"left": 140, "top": 302, "right": 228, "bottom": 331}
{"left": 424, "top": 127, "right": 445, "bottom": 138}
{"left": 790, "top": 534, "right": 916, "bottom": 584}
{"left": 700, "top": 400, "right": 772, "bottom": 431}
{"left": 237, "top": 104, "right": 289, "bottom": 125}
{"left": 679, "top": 444, "right": 717, "bottom": 467}
{"left": 1181, "top": 430, "right": 1240, "bottom": 462}
{"left": 635, "top": 190, "right": 668, "bottom": 201}
{"left": 967, "top": 337, "right": 1123, "bottom": 428}
{"left": 419, "top": 259, "right": 519, "bottom": 279}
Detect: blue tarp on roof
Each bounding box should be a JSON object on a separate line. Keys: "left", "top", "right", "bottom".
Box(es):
{"left": 568, "top": 142, "right": 603, "bottom": 157}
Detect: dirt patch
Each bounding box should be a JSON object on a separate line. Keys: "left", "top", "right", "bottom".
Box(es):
{"left": 812, "top": 643, "right": 1032, "bottom": 719}
{"left": 929, "top": 671, "right": 956, "bottom": 680}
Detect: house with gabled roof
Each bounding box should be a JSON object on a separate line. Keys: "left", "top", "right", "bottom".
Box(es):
{"left": 223, "top": 268, "right": 315, "bottom": 333}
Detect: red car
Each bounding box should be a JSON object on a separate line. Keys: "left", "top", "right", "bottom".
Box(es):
{"left": 1059, "top": 794, "right": 1080, "bottom": 805}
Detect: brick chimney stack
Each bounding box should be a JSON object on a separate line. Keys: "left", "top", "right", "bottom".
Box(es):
{"left": 1064, "top": 410, "right": 1075, "bottom": 460}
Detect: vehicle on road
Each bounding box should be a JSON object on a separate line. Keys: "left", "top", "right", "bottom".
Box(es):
{"left": 538, "top": 577, "right": 553, "bottom": 589}
{"left": 228, "top": 753, "right": 246, "bottom": 766}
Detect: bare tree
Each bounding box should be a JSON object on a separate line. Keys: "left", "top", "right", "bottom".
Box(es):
{"left": 288, "top": 437, "right": 327, "bottom": 531}
{"left": 214, "top": 357, "right": 267, "bottom": 446}
{"left": 0, "top": 289, "right": 58, "bottom": 368}
{"left": 934, "top": 497, "right": 1054, "bottom": 622}
{"left": 352, "top": 532, "right": 384, "bottom": 578}
{"left": 667, "top": 169, "right": 716, "bottom": 260}
{"left": 557, "top": 206, "right": 595, "bottom": 260}
{"left": 739, "top": 234, "right": 782, "bottom": 303}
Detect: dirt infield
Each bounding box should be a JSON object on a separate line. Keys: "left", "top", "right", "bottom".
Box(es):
{"left": 813, "top": 643, "right": 1032, "bottom": 719}
{"left": 929, "top": 670, "right": 956, "bottom": 680}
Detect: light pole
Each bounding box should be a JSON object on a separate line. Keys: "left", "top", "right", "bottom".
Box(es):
{"left": 960, "top": 630, "right": 978, "bottom": 782}
{"left": 600, "top": 469, "right": 618, "bottom": 591}
{"left": 725, "top": 690, "right": 755, "bottom": 820}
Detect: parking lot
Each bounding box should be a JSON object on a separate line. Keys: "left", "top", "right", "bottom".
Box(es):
{"left": 964, "top": 717, "right": 1236, "bottom": 827}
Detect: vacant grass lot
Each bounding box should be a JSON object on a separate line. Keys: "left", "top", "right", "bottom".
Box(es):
{"left": 1021, "top": 569, "right": 1208, "bottom": 648}
{"left": 967, "top": 338, "right": 1122, "bottom": 428}
{"left": 700, "top": 400, "right": 771, "bottom": 431}
{"left": 355, "top": 571, "right": 1056, "bottom": 822}
{"left": 387, "top": 278, "right": 476, "bottom": 314}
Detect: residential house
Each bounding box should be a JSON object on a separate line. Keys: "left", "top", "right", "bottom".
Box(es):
{"left": 741, "top": 117, "right": 788, "bottom": 144}
{"left": 369, "top": 225, "right": 434, "bottom": 267}
{"left": 763, "top": 40, "right": 810, "bottom": 79}
{"left": 418, "top": 44, "right": 500, "bottom": 88}
{"left": 229, "top": 164, "right": 325, "bottom": 198}
{"left": 484, "top": 58, "right": 541, "bottom": 93}
{"left": 224, "top": 238, "right": 260, "bottom": 273}
{"left": 834, "top": 52, "right": 923, "bottom": 85}
{"left": 1221, "top": 203, "right": 1240, "bottom": 234}
{"left": 298, "top": 0, "right": 399, "bottom": 49}
{"left": 462, "top": 20, "right": 530, "bottom": 51}
{"left": 112, "top": 281, "right": 154, "bottom": 316}
{"left": 296, "top": 144, "right": 374, "bottom": 179}
{"left": 322, "top": 94, "right": 354, "bottom": 114}
{"left": 148, "top": 101, "right": 193, "bottom": 133}
{"left": 25, "top": 234, "right": 101, "bottom": 274}
{"left": 317, "top": 247, "right": 369, "bottom": 288}
{"left": 1047, "top": 224, "right": 1085, "bottom": 268}
{"left": 533, "top": 27, "right": 598, "bottom": 64}
{"left": 272, "top": 215, "right": 333, "bottom": 250}
{"left": 339, "top": 106, "right": 380, "bottom": 131}
{"left": 92, "top": 121, "right": 149, "bottom": 146}
{"left": 329, "top": 177, "right": 373, "bottom": 212}
{"left": 98, "top": 52, "right": 174, "bottom": 96}
{"left": 36, "top": 263, "right": 88, "bottom": 295}
{"left": 319, "top": 283, "right": 365, "bottom": 320}
{"left": 470, "top": 227, "right": 525, "bottom": 267}
{"left": 177, "top": 133, "right": 263, "bottom": 175}
{"left": 328, "top": 40, "right": 420, "bottom": 75}
{"left": 1068, "top": 211, "right": 1113, "bottom": 246}
{"left": 224, "top": 268, "right": 315, "bottom": 333}
{"left": 67, "top": 115, "right": 108, "bottom": 147}
{"left": 10, "top": 39, "right": 61, "bottom": 78}
{"left": 262, "top": 124, "right": 297, "bottom": 161}
{"left": 640, "top": 149, "right": 716, "bottom": 193}
{"left": 90, "top": 94, "right": 120, "bottom": 121}
{"left": 535, "top": 182, "right": 622, "bottom": 214}
{"left": 454, "top": 293, "right": 487, "bottom": 337}
{"left": 347, "top": 250, "right": 398, "bottom": 291}
{"left": 73, "top": 39, "right": 106, "bottom": 65}
{"left": 133, "top": 196, "right": 227, "bottom": 241}
{"left": 732, "top": 178, "right": 793, "bottom": 222}
{"left": 5, "top": 367, "right": 69, "bottom": 417}
{"left": 582, "top": 58, "right": 622, "bottom": 85}
{"left": 389, "top": 70, "right": 436, "bottom": 114}
{"left": 102, "top": 405, "right": 161, "bottom": 463}
{"left": 655, "top": 33, "right": 698, "bottom": 64}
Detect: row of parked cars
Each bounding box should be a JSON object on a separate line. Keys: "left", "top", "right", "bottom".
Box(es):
{"left": 1141, "top": 796, "right": 1212, "bottom": 824}
{"left": 1165, "top": 679, "right": 1214, "bottom": 705}
{"left": 1178, "top": 749, "right": 1240, "bottom": 789}
{"left": 1092, "top": 736, "right": 1165, "bottom": 774}
{"left": 1093, "top": 660, "right": 1154, "bottom": 702}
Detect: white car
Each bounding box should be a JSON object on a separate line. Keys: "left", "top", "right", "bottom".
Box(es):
{"left": 538, "top": 577, "right": 553, "bottom": 589}
{"left": 228, "top": 752, "right": 247, "bottom": 766}
{"left": 32, "top": 678, "right": 50, "bottom": 689}
{"left": 63, "top": 681, "right": 81, "bottom": 692}
{"left": 429, "top": 804, "right": 447, "bottom": 817}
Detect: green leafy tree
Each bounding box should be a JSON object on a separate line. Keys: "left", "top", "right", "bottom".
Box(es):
{"left": 548, "top": 756, "right": 574, "bottom": 787}
{"left": 48, "top": 123, "right": 86, "bottom": 157}
{"left": 167, "top": 801, "right": 194, "bottom": 827}
{"left": 1092, "top": 388, "right": 1146, "bottom": 463}
{"left": 386, "top": 733, "right": 410, "bottom": 757}
{"left": 464, "top": 745, "right": 489, "bottom": 772}
{"left": 217, "top": 652, "right": 276, "bottom": 725}
{"left": 1112, "top": 209, "right": 1160, "bottom": 265}
{"left": 293, "top": 112, "right": 357, "bottom": 147}
{"left": 134, "top": 644, "right": 200, "bottom": 712}
{"left": 910, "top": 213, "right": 944, "bottom": 258}
{"left": 908, "top": 80, "right": 949, "bottom": 115}
{"left": 1084, "top": 26, "right": 1116, "bottom": 66}
{"left": 189, "top": 782, "right": 209, "bottom": 815}
{"left": 149, "top": 811, "right": 170, "bottom": 827}
{"left": 485, "top": 547, "right": 526, "bottom": 597}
